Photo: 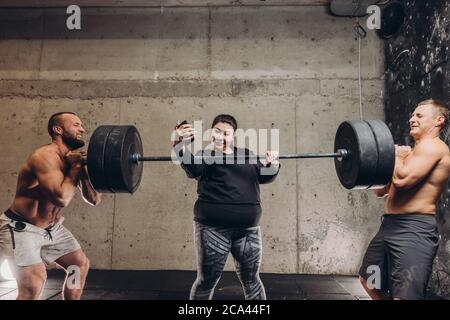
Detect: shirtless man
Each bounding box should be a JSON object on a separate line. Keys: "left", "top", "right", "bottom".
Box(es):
{"left": 359, "top": 99, "right": 450, "bottom": 300}
{"left": 0, "top": 112, "right": 101, "bottom": 300}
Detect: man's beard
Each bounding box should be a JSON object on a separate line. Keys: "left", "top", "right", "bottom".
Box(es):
{"left": 62, "top": 131, "right": 85, "bottom": 149}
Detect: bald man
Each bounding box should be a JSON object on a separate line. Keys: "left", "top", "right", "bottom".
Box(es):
{"left": 0, "top": 112, "right": 101, "bottom": 300}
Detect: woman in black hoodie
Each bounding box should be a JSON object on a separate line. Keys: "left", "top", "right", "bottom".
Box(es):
{"left": 173, "top": 114, "right": 280, "bottom": 300}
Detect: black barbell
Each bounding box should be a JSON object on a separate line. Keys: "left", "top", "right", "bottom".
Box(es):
{"left": 86, "top": 119, "right": 395, "bottom": 193}
{"left": 132, "top": 151, "right": 347, "bottom": 162}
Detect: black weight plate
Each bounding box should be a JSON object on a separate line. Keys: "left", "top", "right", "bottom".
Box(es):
{"left": 104, "top": 126, "right": 143, "bottom": 193}
{"left": 121, "top": 126, "right": 143, "bottom": 193}
{"left": 87, "top": 125, "right": 115, "bottom": 193}
{"left": 334, "top": 121, "right": 379, "bottom": 189}
{"left": 105, "top": 126, "right": 126, "bottom": 193}
{"left": 365, "top": 120, "right": 395, "bottom": 188}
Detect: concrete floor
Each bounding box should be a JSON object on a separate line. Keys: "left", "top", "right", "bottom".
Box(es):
{"left": 0, "top": 270, "right": 371, "bottom": 300}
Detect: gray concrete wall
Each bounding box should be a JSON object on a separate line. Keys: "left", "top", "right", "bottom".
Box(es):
{"left": 0, "top": 6, "right": 385, "bottom": 273}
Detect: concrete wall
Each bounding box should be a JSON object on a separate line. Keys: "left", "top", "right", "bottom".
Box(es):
{"left": 0, "top": 6, "right": 385, "bottom": 273}
{"left": 384, "top": 0, "right": 450, "bottom": 297}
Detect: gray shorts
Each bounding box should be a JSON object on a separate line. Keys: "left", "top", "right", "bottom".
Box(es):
{"left": 0, "top": 211, "right": 81, "bottom": 267}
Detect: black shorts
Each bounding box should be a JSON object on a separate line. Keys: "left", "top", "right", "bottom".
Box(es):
{"left": 359, "top": 214, "right": 440, "bottom": 300}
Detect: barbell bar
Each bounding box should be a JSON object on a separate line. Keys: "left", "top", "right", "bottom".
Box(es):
{"left": 86, "top": 119, "right": 395, "bottom": 193}
{"left": 132, "top": 151, "right": 348, "bottom": 163}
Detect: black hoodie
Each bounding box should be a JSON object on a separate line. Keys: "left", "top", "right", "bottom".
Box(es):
{"left": 180, "top": 147, "right": 280, "bottom": 228}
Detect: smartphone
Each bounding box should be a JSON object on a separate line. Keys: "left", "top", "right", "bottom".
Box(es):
{"left": 176, "top": 120, "right": 194, "bottom": 142}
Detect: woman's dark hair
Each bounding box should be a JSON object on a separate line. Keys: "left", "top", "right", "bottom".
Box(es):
{"left": 211, "top": 114, "right": 238, "bottom": 131}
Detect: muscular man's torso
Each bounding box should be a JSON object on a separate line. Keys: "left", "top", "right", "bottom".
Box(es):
{"left": 386, "top": 140, "right": 450, "bottom": 215}
{"left": 10, "top": 145, "right": 68, "bottom": 228}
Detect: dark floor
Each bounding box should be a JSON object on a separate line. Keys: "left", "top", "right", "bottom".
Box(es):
{"left": 0, "top": 269, "right": 373, "bottom": 300}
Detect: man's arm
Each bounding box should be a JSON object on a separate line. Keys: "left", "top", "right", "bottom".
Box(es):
{"left": 78, "top": 166, "right": 102, "bottom": 206}
{"left": 30, "top": 151, "right": 83, "bottom": 207}
{"left": 392, "top": 141, "right": 442, "bottom": 190}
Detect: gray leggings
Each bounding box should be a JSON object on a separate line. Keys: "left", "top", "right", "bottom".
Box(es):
{"left": 190, "top": 221, "right": 266, "bottom": 300}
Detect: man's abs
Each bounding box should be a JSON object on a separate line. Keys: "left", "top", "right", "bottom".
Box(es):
{"left": 10, "top": 195, "right": 62, "bottom": 228}
{"left": 9, "top": 167, "right": 62, "bottom": 228}
{"left": 385, "top": 191, "right": 437, "bottom": 214}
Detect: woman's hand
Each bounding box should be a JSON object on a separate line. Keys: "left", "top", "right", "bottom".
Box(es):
{"left": 173, "top": 120, "right": 196, "bottom": 146}
{"left": 266, "top": 150, "right": 280, "bottom": 167}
